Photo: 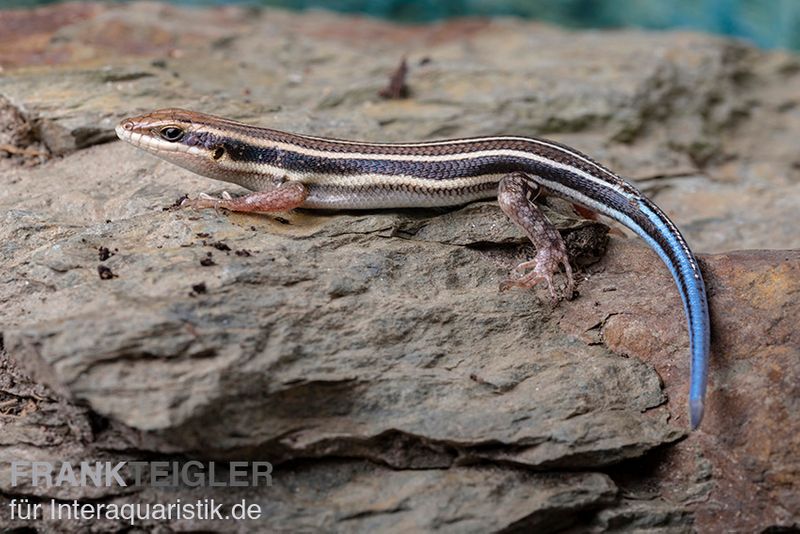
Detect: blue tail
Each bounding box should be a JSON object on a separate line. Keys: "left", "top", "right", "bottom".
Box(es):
{"left": 617, "top": 200, "right": 711, "bottom": 430}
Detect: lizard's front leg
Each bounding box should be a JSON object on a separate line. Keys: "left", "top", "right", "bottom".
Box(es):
{"left": 181, "top": 182, "right": 309, "bottom": 213}
{"left": 497, "top": 172, "right": 574, "bottom": 301}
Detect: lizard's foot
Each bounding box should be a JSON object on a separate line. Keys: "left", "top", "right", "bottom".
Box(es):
{"left": 181, "top": 191, "right": 232, "bottom": 211}
{"left": 499, "top": 246, "right": 574, "bottom": 301}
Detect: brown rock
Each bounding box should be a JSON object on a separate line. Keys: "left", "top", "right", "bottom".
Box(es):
{"left": 563, "top": 243, "right": 800, "bottom": 531}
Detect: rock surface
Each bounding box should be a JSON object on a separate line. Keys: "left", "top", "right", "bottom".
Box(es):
{"left": 1, "top": 3, "right": 799, "bottom": 532}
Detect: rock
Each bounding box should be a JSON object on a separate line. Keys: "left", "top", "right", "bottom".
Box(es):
{"left": 0, "top": 353, "right": 617, "bottom": 533}
{"left": 1, "top": 2, "right": 799, "bottom": 532}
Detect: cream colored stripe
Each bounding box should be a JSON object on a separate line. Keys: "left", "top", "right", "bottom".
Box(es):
{"left": 220, "top": 158, "right": 505, "bottom": 190}
{"left": 206, "top": 131, "right": 637, "bottom": 199}
{"left": 197, "top": 124, "right": 621, "bottom": 183}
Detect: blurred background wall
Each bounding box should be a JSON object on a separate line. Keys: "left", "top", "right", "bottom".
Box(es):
{"left": 4, "top": 0, "right": 800, "bottom": 51}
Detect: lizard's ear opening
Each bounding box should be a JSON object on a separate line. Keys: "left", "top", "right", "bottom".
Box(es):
{"left": 159, "top": 126, "right": 185, "bottom": 142}
{"left": 212, "top": 146, "right": 225, "bottom": 160}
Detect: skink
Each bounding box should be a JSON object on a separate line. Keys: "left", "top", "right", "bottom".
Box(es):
{"left": 116, "top": 108, "right": 711, "bottom": 429}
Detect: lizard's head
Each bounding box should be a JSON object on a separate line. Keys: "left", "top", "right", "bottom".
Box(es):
{"left": 115, "top": 108, "right": 245, "bottom": 182}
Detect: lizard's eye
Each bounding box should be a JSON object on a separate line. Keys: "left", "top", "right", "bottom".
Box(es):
{"left": 159, "top": 127, "right": 185, "bottom": 142}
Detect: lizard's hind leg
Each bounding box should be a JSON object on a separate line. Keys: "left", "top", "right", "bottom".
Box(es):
{"left": 497, "top": 172, "right": 574, "bottom": 301}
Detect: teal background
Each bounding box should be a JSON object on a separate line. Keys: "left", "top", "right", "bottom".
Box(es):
{"left": 4, "top": 0, "right": 799, "bottom": 51}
